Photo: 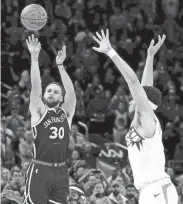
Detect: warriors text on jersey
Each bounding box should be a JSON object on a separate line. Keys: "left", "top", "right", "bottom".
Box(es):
{"left": 125, "top": 115, "right": 169, "bottom": 190}
{"left": 31, "top": 107, "right": 70, "bottom": 163}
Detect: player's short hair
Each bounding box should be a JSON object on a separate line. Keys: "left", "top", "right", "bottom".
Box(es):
{"left": 143, "top": 86, "right": 162, "bottom": 107}
{"left": 45, "top": 82, "right": 66, "bottom": 105}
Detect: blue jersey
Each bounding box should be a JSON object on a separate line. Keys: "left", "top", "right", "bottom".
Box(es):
{"left": 31, "top": 107, "right": 70, "bottom": 163}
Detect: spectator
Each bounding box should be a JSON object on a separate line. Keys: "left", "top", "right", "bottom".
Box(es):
{"left": 1, "top": 168, "right": 11, "bottom": 192}
{"left": 20, "top": 90, "right": 30, "bottom": 116}
{"left": 75, "top": 165, "right": 86, "bottom": 183}
{"left": 55, "top": 1, "right": 72, "bottom": 20}
{"left": 2, "top": 169, "right": 24, "bottom": 204}
{"left": 174, "top": 134, "right": 183, "bottom": 160}
{"left": 41, "top": 67, "right": 53, "bottom": 92}
{"left": 108, "top": 167, "right": 131, "bottom": 188}
{"left": 125, "top": 184, "right": 138, "bottom": 204}
{"left": 113, "top": 101, "right": 129, "bottom": 144}
{"left": 90, "top": 181, "right": 111, "bottom": 204}
{"left": 74, "top": 80, "right": 86, "bottom": 121}
{"left": 82, "top": 142, "right": 100, "bottom": 168}
{"left": 68, "top": 10, "right": 86, "bottom": 32}
{"left": 166, "top": 167, "right": 177, "bottom": 186}
{"left": 1, "top": 120, "right": 15, "bottom": 169}
{"left": 109, "top": 7, "right": 126, "bottom": 36}
{"left": 1, "top": 116, "right": 15, "bottom": 141}
{"left": 162, "top": 0, "right": 179, "bottom": 18}
{"left": 108, "top": 179, "right": 128, "bottom": 204}
{"left": 87, "top": 88, "right": 108, "bottom": 135}
{"left": 69, "top": 124, "right": 86, "bottom": 147}
{"left": 6, "top": 107, "right": 24, "bottom": 136}
{"left": 110, "top": 87, "right": 129, "bottom": 111}
{"left": 163, "top": 122, "right": 179, "bottom": 159}
{"left": 84, "top": 174, "right": 97, "bottom": 197}
{"left": 68, "top": 149, "right": 82, "bottom": 171}
{"left": 85, "top": 75, "right": 103, "bottom": 102}
{"left": 18, "top": 70, "right": 30, "bottom": 91}
{"left": 19, "top": 130, "right": 34, "bottom": 165}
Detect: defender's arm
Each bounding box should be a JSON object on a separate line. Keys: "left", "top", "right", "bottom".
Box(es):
{"left": 92, "top": 30, "right": 155, "bottom": 138}
{"left": 141, "top": 35, "right": 166, "bottom": 86}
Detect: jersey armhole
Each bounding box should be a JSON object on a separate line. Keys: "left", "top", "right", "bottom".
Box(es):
{"left": 31, "top": 107, "right": 48, "bottom": 127}
{"left": 60, "top": 107, "right": 67, "bottom": 117}
{"left": 131, "top": 126, "right": 145, "bottom": 140}
{"left": 60, "top": 107, "right": 72, "bottom": 129}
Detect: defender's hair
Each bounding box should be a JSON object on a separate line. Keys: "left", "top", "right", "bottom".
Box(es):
{"left": 143, "top": 86, "right": 162, "bottom": 107}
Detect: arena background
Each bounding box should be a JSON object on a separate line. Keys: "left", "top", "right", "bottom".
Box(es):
{"left": 1, "top": 0, "right": 183, "bottom": 203}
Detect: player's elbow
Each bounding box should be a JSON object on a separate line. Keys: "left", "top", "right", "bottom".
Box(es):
{"left": 129, "top": 75, "right": 139, "bottom": 85}
{"left": 65, "top": 91, "right": 76, "bottom": 106}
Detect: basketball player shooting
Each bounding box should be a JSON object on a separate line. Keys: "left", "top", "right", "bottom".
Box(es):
{"left": 92, "top": 30, "right": 178, "bottom": 204}
{"left": 2, "top": 34, "right": 76, "bottom": 204}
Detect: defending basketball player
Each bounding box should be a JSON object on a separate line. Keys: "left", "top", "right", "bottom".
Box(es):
{"left": 92, "top": 30, "right": 178, "bottom": 204}
{"left": 21, "top": 34, "right": 76, "bottom": 204}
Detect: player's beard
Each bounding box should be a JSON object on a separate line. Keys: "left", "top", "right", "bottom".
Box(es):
{"left": 44, "top": 98, "right": 60, "bottom": 108}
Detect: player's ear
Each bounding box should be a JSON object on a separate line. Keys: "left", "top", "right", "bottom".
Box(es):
{"left": 60, "top": 95, "right": 63, "bottom": 103}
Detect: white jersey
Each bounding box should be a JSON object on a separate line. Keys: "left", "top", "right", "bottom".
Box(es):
{"left": 125, "top": 115, "right": 169, "bottom": 190}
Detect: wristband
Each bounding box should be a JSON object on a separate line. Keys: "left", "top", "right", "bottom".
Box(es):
{"left": 106, "top": 49, "right": 117, "bottom": 59}
{"left": 58, "top": 64, "right": 65, "bottom": 70}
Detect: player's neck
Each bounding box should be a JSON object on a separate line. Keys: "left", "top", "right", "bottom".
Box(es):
{"left": 46, "top": 105, "right": 60, "bottom": 112}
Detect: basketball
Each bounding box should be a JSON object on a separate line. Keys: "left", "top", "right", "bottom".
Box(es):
{"left": 21, "top": 4, "right": 47, "bottom": 31}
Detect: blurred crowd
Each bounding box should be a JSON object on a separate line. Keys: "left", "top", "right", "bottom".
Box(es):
{"left": 1, "top": 0, "right": 183, "bottom": 203}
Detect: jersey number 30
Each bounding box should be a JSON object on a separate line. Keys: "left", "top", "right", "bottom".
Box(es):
{"left": 49, "top": 127, "right": 64, "bottom": 139}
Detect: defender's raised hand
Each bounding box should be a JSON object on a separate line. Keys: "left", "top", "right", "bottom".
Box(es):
{"left": 56, "top": 45, "right": 66, "bottom": 65}
{"left": 92, "top": 29, "right": 112, "bottom": 54}
{"left": 26, "top": 34, "right": 41, "bottom": 59}
{"left": 148, "top": 34, "right": 166, "bottom": 56}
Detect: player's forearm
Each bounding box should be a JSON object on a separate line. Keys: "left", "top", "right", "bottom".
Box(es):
{"left": 107, "top": 48, "right": 139, "bottom": 85}
{"left": 57, "top": 65, "right": 76, "bottom": 100}
{"left": 141, "top": 53, "right": 154, "bottom": 86}
{"left": 30, "top": 57, "right": 42, "bottom": 95}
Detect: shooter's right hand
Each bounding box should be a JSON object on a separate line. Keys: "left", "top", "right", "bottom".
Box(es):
{"left": 26, "top": 34, "right": 41, "bottom": 59}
